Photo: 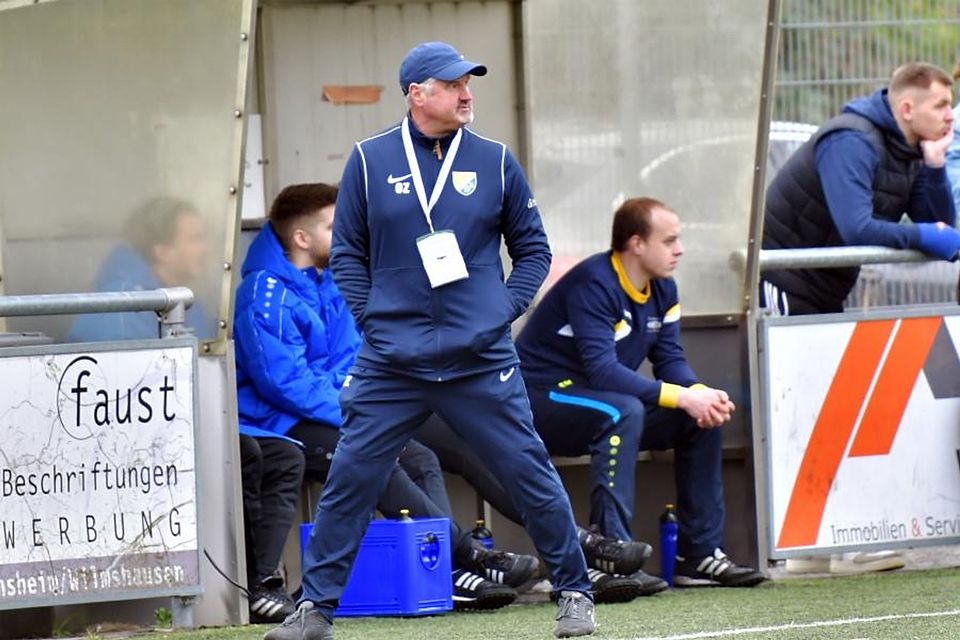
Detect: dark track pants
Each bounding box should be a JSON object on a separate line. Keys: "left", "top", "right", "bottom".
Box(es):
{"left": 300, "top": 366, "right": 590, "bottom": 619}
{"left": 528, "top": 385, "right": 725, "bottom": 557}
{"left": 239, "top": 435, "right": 305, "bottom": 585}
{"left": 759, "top": 279, "right": 833, "bottom": 315}
{"left": 414, "top": 414, "right": 523, "bottom": 525}
{"left": 287, "top": 422, "right": 474, "bottom": 562}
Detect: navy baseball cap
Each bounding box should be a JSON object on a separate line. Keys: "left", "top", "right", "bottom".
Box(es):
{"left": 399, "top": 41, "right": 487, "bottom": 95}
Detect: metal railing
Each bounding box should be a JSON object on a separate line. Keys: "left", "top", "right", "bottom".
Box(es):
{"left": 760, "top": 246, "right": 931, "bottom": 271}
{"left": 733, "top": 246, "right": 959, "bottom": 310}
{"left": 0, "top": 287, "right": 194, "bottom": 339}
{"left": 732, "top": 246, "right": 931, "bottom": 272}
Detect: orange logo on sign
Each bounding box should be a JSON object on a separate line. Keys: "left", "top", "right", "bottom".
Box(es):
{"left": 777, "top": 316, "right": 944, "bottom": 549}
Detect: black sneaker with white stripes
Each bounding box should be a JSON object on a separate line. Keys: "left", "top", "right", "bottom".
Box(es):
{"left": 673, "top": 548, "right": 766, "bottom": 588}
{"left": 452, "top": 568, "right": 518, "bottom": 610}
{"left": 628, "top": 570, "right": 669, "bottom": 596}
{"left": 577, "top": 525, "right": 651, "bottom": 576}
{"left": 463, "top": 545, "right": 540, "bottom": 588}
{"left": 587, "top": 568, "right": 644, "bottom": 604}
{"left": 248, "top": 574, "right": 297, "bottom": 623}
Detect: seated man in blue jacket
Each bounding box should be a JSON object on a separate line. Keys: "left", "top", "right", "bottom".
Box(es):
{"left": 516, "top": 197, "right": 765, "bottom": 588}
{"left": 234, "top": 183, "right": 537, "bottom": 614}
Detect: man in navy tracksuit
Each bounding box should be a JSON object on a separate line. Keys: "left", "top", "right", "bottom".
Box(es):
{"left": 238, "top": 183, "right": 537, "bottom": 620}
{"left": 762, "top": 61, "right": 958, "bottom": 315}
{"left": 264, "top": 43, "right": 595, "bottom": 640}
{"left": 517, "top": 197, "right": 765, "bottom": 589}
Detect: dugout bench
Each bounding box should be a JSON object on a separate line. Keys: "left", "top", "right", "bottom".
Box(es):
{"left": 280, "top": 316, "right": 760, "bottom": 587}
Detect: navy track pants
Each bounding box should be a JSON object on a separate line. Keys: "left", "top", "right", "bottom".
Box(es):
{"left": 299, "top": 366, "right": 590, "bottom": 618}
{"left": 528, "top": 384, "right": 725, "bottom": 557}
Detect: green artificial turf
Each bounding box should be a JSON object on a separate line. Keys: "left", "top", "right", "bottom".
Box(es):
{"left": 76, "top": 569, "right": 960, "bottom": 639}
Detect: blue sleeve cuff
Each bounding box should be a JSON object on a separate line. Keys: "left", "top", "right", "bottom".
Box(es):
{"left": 906, "top": 224, "right": 922, "bottom": 248}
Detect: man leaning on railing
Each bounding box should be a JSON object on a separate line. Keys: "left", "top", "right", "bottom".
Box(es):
{"left": 757, "top": 61, "right": 960, "bottom": 577}
{"left": 761, "top": 61, "right": 959, "bottom": 316}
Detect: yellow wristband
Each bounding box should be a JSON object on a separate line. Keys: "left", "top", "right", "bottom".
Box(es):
{"left": 658, "top": 383, "right": 683, "bottom": 408}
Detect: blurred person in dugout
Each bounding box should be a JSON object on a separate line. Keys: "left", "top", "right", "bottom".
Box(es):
{"left": 233, "top": 182, "right": 540, "bottom": 623}
{"left": 945, "top": 61, "right": 960, "bottom": 211}
{"left": 760, "top": 61, "right": 959, "bottom": 573}
{"left": 67, "top": 196, "right": 216, "bottom": 341}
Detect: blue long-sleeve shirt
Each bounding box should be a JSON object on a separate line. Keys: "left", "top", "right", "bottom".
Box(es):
{"left": 945, "top": 104, "right": 960, "bottom": 211}
{"left": 67, "top": 245, "right": 214, "bottom": 342}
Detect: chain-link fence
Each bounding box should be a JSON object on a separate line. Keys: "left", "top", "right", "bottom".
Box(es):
{"left": 775, "top": 0, "right": 960, "bottom": 124}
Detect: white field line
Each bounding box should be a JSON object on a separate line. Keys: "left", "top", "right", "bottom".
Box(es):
{"left": 620, "top": 609, "right": 960, "bottom": 640}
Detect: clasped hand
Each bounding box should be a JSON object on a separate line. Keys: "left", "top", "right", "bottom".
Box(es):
{"left": 677, "top": 386, "right": 735, "bottom": 429}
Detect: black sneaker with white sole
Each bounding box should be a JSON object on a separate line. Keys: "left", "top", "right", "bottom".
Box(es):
{"left": 452, "top": 568, "right": 517, "bottom": 610}
{"left": 577, "top": 525, "right": 652, "bottom": 576}
{"left": 627, "top": 570, "right": 669, "bottom": 596}
{"left": 587, "top": 568, "right": 644, "bottom": 604}
{"left": 673, "top": 548, "right": 766, "bottom": 588}
{"left": 248, "top": 574, "right": 296, "bottom": 623}
{"left": 463, "top": 545, "right": 540, "bottom": 588}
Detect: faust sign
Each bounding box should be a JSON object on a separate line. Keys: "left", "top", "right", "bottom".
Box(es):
{"left": 0, "top": 340, "right": 200, "bottom": 608}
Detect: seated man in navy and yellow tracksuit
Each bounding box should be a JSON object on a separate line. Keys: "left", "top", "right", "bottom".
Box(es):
{"left": 516, "top": 197, "right": 765, "bottom": 588}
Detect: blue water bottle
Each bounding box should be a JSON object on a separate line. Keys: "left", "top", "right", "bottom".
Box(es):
{"left": 471, "top": 519, "right": 494, "bottom": 550}
{"left": 659, "top": 504, "right": 678, "bottom": 586}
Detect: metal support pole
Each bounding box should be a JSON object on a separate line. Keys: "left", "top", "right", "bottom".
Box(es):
{"left": 171, "top": 595, "right": 196, "bottom": 629}
{"left": 159, "top": 300, "right": 188, "bottom": 339}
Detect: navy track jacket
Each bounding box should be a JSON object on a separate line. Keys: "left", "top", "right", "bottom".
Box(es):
{"left": 517, "top": 251, "right": 698, "bottom": 408}
{"left": 331, "top": 117, "right": 551, "bottom": 381}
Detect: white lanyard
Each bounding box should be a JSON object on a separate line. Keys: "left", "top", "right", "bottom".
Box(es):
{"left": 401, "top": 117, "right": 462, "bottom": 233}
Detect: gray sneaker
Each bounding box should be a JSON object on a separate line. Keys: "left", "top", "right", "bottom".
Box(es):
{"left": 263, "top": 601, "right": 333, "bottom": 640}
{"left": 554, "top": 590, "right": 596, "bottom": 638}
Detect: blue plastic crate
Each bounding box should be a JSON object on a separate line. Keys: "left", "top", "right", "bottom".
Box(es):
{"left": 300, "top": 517, "right": 452, "bottom": 617}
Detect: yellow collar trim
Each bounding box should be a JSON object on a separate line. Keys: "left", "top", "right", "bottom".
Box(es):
{"left": 610, "top": 253, "right": 649, "bottom": 303}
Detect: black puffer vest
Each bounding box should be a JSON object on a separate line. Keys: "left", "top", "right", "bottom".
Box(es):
{"left": 763, "top": 113, "right": 923, "bottom": 312}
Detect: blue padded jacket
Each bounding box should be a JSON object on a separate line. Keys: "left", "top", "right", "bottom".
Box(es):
{"left": 234, "top": 223, "right": 360, "bottom": 438}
